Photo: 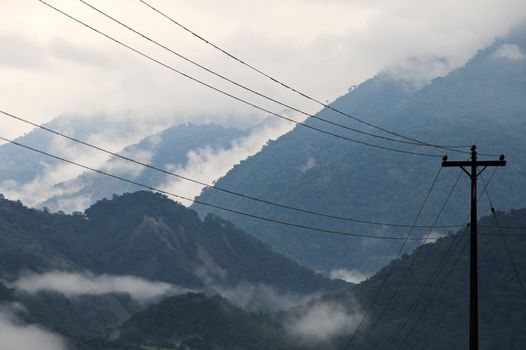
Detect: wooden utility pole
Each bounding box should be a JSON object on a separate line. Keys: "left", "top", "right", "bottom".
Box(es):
{"left": 442, "top": 145, "right": 506, "bottom": 350}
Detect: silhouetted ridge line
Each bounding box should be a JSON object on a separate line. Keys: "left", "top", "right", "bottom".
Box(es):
{"left": 0, "top": 135, "right": 451, "bottom": 241}
{"left": 0, "top": 109, "right": 464, "bottom": 230}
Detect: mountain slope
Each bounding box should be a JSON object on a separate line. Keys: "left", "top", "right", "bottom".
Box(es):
{"left": 327, "top": 208, "right": 526, "bottom": 349}
{"left": 119, "top": 292, "right": 300, "bottom": 350}
{"left": 0, "top": 191, "right": 343, "bottom": 293}
{"left": 194, "top": 27, "right": 526, "bottom": 273}
{"left": 115, "top": 209, "right": 526, "bottom": 350}
{"left": 41, "top": 123, "right": 249, "bottom": 212}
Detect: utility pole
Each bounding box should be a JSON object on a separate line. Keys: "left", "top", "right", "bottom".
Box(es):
{"left": 442, "top": 145, "right": 506, "bottom": 350}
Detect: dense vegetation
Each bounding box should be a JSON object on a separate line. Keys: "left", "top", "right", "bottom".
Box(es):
{"left": 195, "top": 27, "right": 526, "bottom": 272}
{"left": 116, "top": 209, "right": 526, "bottom": 350}
{"left": 0, "top": 191, "right": 341, "bottom": 291}
{"left": 329, "top": 209, "right": 526, "bottom": 349}
{"left": 42, "top": 123, "right": 249, "bottom": 211}
{"left": 0, "top": 193, "right": 524, "bottom": 349}
{"left": 119, "top": 292, "right": 300, "bottom": 350}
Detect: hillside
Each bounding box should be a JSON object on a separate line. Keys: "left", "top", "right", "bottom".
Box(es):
{"left": 0, "top": 116, "right": 250, "bottom": 211}
{"left": 0, "top": 191, "right": 343, "bottom": 292}
{"left": 109, "top": 208, "right": 526, "bottom": 350}
{"left": 194, "top": 27, "right": 526, "bottom": 273}
{"left": 86, "top": 209, "right": 526, "bottom": 350}
{"left": 326, "top": 209, "right": 526, "bottom": 349}
{"left": 118, "top": 292, "right": 300, "bottom": 350}
{"left": 41, "top": 123, "right": 249, "bottom": 212}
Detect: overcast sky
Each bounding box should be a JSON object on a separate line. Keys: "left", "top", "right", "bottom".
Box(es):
{"left": 1, "top": 0, "right": 526, "bottom": 139}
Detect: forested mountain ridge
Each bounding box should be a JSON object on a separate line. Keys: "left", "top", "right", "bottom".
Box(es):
{"left": 0, "top": 118, "right": 250, "bottom": 212}
{"left": 0, "top": 194, "right": 524, "bottom": 349}
{"left": 42, "top": 123, "right": 249, "bottom": 212}
{"left": 0, "top": 191, "right": 343, "bottom": 292}
{"left": 194, "top": 27, "right": 526, "bottom": 273}
{"left": 74, "top": 209, "right": 526, "bottom": 349}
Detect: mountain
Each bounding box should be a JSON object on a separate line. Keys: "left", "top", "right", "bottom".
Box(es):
{"left": 118, "top": 292, "right": 300, "bottom": 350}
{"left": 41, "top": 122, "right": 249, "bottom": 212}
{"left": 0, "top": 191, "right": 343, "bottom": 292}
{"left": 0, "top": 114, "right": 162, "bottom": 185}
{"left": 1, "top": 194, "right": 523, "bottom": 349}
{"left": 93, "top": 209, "right": 526, "bottom": 350}
{"left": 324, "top": 208, "right": 526, "bottom": 349}
{"left": 0, "top": 115, "right": 250, "bottom": 211}
{"left": 0, "top": 191, "right": 345, "bottom": 348}
{"left": 193, "top": 27, "right": 526, "bottom": 273}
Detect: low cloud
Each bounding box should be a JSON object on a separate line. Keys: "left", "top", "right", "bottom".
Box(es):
{"left": 0, "top": 114, "right": 174, "bottom": 208}
{"left": 160, "top": 117, "right": 295, "bottom": 206}
{"left": 285, "top": 301, "right": 362, "bottom": 344}
{"left": 213, "top": 283, "right": 318, "bottom": 312}
{"left": 328, "top": 269, "right": 369, "bottom": 284}
{"left": 11, "top": 271, "right": 187, "bottom": 302}
{"left": 382, "top": 55, "right": 455, "bottom": 90}
{"left": 492, "top": 43, "right": 525, "bottom": 61}
{"left": 0, "top": 304, "right": 68, "bottom": 350}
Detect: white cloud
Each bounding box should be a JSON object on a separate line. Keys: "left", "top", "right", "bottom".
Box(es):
{"left": 1, "top": 0, "right": 525, "bottom": 140}
{"left": 328, "top": 269, "right": 369, "bottom": 284}
{"left": 159, "top": 117, "right": 294, "bottom": 206}
{"left": 212, "top": 283, "right": 318, "bottom": 312}
{"left": 11, "top": 271, "right": 187, "bottom": 302}
{"left": 492, "top": 43, "right": 525, "bottom": 61}
{"left": 285, "top": 301, "right": 362, "bottom": 343}
{"left": 0, "top": 114, "right": 174, "bottom": 207}
{"left": 0, "top": 305, "right": 68, "bottom": 350}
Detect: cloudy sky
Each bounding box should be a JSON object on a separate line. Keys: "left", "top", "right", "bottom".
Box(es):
{"left": 1, "top": 0, "right": 526, "bottom": 140}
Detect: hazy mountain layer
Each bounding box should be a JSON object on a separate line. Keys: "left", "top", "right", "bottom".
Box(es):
{"left": 194, "top": 28, "right": 526, "bottom": 273}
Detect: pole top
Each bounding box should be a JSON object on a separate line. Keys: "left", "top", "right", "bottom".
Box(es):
{"left": 471, "top": 145, "right": 477, "bottom": 152}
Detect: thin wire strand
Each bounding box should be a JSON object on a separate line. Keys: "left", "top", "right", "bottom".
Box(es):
{"left": 0, "top": 135, "right": 448, "bottom": 241}
{"left": 342, "top": 166, "right": 443, "bottom": 349}
{"left": 393, "top": 232, "right": 470, "bottom": 350}
{"left": 390, "top": 168, "right": 500, "bottom": 349}
{"left": 353, "top": 169, "right": 463, "bottom": 349}
{"left": 78, "top": 0, "right": 439, "bottom": 149}
{"left": 38, "top": 0, "right": 442, "bottom": 158}
{"left": 0, "top": 109, "right": 462, "bottom": 229}
{"left": 137, "top": 0, "right": 478, "bottom": 154}
{"left": 480, "top": 174, "right": 526, "bottom": 298}
{"left": 2, "top": 110, "right": 522, "bottom": 238}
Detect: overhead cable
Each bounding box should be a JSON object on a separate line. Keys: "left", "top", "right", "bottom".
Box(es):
{"left": 137, "top": 0, "right": 476, "bottom": 154}
{"left": 343, "top": 166, "right": 443, "bottom": 349}
{"left": 38, "top": 0, "right": 444, "bottom": 158}
{"left": 0, "top": 135, "right": 449, "bottom": 241}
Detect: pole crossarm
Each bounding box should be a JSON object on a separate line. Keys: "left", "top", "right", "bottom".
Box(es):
{"left": 441, "top": 160, "right": 506, "bottom": 168}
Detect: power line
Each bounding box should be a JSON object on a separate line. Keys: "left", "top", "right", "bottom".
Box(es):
{"left": 0, "top": 109, "right": 462, "bottom": 230}
{"left": 78, "top": 0, "right": 437, "bottom": 149}
{"left": 353, "top": 169, "right": 463, "bottom": 350}
{"left": 38, "top": 0, "right": 444, "bottom": 158}
{"left": 387, "top": 168, "right": 500, "bottom": 349}
{"left": 137, "top": 0, "right": 479, "bottom": 154}
{"left": 393, "top": 173, "right": 526, "bottom": 349}
{"left": 3, "top": 109, "right": 522, "bottom": 237}
{"left": 480, "top": 174, "right": 526, "bottom": 298}
{"left": 383, "top": 225, "right": 469, "bottom": 350}
{"left": 393, "top": 232, "right": 470, "bottom": 350}
{"left": 0, "top": 135, "right": 448, "bottom": 241}
{"left": 342, "top": 166, "right": 443, "bottom": 349}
